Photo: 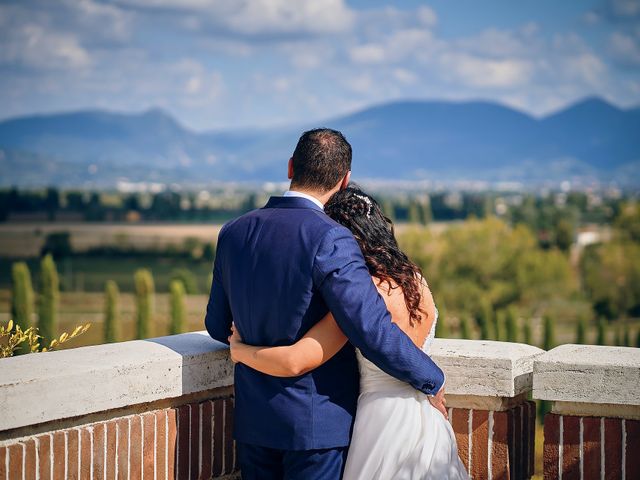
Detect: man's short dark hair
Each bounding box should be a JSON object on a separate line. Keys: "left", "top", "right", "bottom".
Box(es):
{"left": 290, "top": 128, "right": 352, "bottom": 192}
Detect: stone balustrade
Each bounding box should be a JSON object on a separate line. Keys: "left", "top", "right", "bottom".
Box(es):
{"left": 3, "top": 332, "right": 636, "bottom": 480}
{"left": 431, "top": 339, "right": 543, "bottom": 480}
{"left": 533, "top": 344, "right": 640, "bottom": 479}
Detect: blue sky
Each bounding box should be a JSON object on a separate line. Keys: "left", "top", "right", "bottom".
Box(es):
{"left": 1, "top": 0, "right": 639, "bottom": 130}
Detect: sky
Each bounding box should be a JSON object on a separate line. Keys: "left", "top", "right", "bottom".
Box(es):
{"left": 1, "top": 0, "right": 639, "bottom": 130}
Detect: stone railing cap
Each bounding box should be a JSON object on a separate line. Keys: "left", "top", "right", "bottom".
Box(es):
{"left": 532, "top": 344, "right": 640, "bottom": 406}
{"left": 0, "top": 331, "right": 233, "bottom": 432}
{"left": 430, "top": 338, "right": 545, "bottom": 398}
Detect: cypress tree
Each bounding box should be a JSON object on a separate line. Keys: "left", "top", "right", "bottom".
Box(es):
{"left": 636, "top": 328, "right": 640, "bottom": 348}
{"left": 435, "top": 306, "right": 450, "bottom": 338}
{"left": 494, "top": 310, "right": 505, "bottom": 342}
{"left": 522, "top": 318, "right": 532, "bottom": 345}
{"left": 169, "top": 279, "right": 186, "bottom": 335}
{"left": 575, "top": 316, "right": 587, "bottom": 344}
{"left": 134, "top": 269, "right": 155, "bottom": 339}
{"left": 596, "top": 317, "right": 607, "bottom": 346}
{"left": 475, "top": 300, "right": 492, "bottom": 340}
{"left": 459, "top": 314, "right": 472, "bottom": 340}
{"left": 542, "top": 314, "right": 555, "bottom": 351}
{"left": 505, "top": 307, "right": 518, "bottom": 343}
{"left": 104, "top": 280, "right": 120, "bottom": 343}
{"left": 38, "top": 254, "right": 59, "bottom": 343}
{"left": 623, "top": 321, "right": 631, "bottom": 347}
{"left": 614, "top": 323, "right": 622, "bottom": 346}
{"left": 11, "top": 262, "right": 35, "bottom": 331}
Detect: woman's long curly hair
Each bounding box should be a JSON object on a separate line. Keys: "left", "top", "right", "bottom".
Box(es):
{"left": 325, "top": 185, "right": 428, "bottom": 326}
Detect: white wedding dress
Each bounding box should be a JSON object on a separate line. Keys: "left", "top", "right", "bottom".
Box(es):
{"left": 342, "top": 308, "right": 469, "bottom": 479}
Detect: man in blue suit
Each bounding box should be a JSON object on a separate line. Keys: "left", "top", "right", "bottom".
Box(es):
{"left": 205, "top": 128, "right": 445, "bottom": 479}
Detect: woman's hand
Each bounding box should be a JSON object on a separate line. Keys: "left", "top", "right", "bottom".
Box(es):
{"left": 228, "top": 322, "right": 243, "bottom": 364}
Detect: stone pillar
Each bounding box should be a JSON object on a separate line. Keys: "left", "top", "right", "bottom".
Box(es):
{"left": 431, "top": 338, "right": 544, "bottom": 479}
{"left": 533, "top": 344, "right": 640, "bottom": 479}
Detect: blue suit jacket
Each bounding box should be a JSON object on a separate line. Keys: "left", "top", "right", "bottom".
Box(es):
{"left": 205, "top": 196, "right": 444, "bottom": 450}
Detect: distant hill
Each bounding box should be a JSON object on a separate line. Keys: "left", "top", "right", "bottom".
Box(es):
{"left": 1, "top": 97, "right": 638, "bottom": 186}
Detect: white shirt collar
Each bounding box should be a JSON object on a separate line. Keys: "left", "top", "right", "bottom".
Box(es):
{"left": 283, "top": 190, "right": 324, "bottom": 209}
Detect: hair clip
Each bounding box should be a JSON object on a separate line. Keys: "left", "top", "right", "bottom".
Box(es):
{"left": 353, "top": 193, "right": 372, "bottom": 218}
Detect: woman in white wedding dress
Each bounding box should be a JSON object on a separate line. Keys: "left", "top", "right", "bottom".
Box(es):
{"left": 228, "top": 186, "right": 469, "bottom": 479}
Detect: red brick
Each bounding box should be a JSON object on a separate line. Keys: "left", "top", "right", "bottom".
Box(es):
{"left": 513, "top": 404, "right": 523, "bottom": 479}
{"left": 224, "top": 397, "right": 235, "bottom": 473}
{"left": 562, "top": 416, "right": 580, "bottom": 480}
{"left": 450, "top": 408, "right": 470, "bottom": 473}
{"left": 52, "top": 431, "right": 66, "bottom": 480}
{"left": 8, "top": 442, "right": 24, "bottom": 480}
{"left": 0, "top": 446, "right": 6, "bottom": 480}
{"left": 23, "top": 439, "right": 37, "bottom": 480}
{"left": 212, "top": 399, "right": 224, "bottom": 476}
{"left": 167, "top": 408, "right": 178, "bottom": 480}
{"left": 190, "top": 403, "right": 201, "bottom": 480}
{"left": 143, "top": 413, "right": 155, "bottom": 479}
{"left": 116, "top": 418, "right": 129, "bottom": 480}
{"left": 544, "top": 413, "right": 560, "bottom": 480}
{"left": 200, "top": 400, "right": 213, "bottom": 479}
{"left": 526, "top": 401, "right": 536, "bottom": 478}
{"left": 129, "top": 416, "right": 143, "bottom": 479}
{"left": 582, "top": 417, "right": 601, "bottom": 480}
{"left": 470, "top": 409, "right": 489, "bottom": 479}
{"left": 177, "top": 404, "right": 191, "bottom": 480}
{"left": 626, "top": 419, "right": 640, "bottom": 480}
{"left": 492, "top": 410, "right": 510, "bottom": 480}
{"left": 105, "top": 421, "right": 117, "bottom": 480}
{"left": 604, "top": 417, "right": 622, "bottom": 480}
{"left": 79, "top": 428, "right": 91, "bottom": 479}
{"left": 155, "top": 410, "right": 167, "bottom": 480}
{"left": 66, "top": 430, "right": 80, "bottom": 480}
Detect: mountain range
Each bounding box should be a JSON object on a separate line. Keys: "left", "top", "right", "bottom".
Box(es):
{"left": 0, "top": 97, "right": 638, "bottom": 187}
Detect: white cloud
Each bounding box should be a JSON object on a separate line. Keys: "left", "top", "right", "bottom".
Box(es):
{"left": 609, "top": 31, "right": 640, "bottom": 66}
{"left": 440, "top": 53, "right": 534, "bottom": 88}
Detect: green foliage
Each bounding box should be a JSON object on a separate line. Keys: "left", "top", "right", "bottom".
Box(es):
{"left": 41, "top": 231, "right": 72, "bottom": 258}
{"left": 581, "top": 241, "right": 640, "bottom": 319}
{"left": 134, "top": 269, "right": 155, "bottom": 339}
{"left": 522, "top": 318, "right": 532, "bottom": 345}
{"left": 38, "top": 254, "right": 59, "bottom": 342}
{"left": 435, "top": 306, "right": 450, "bottom": 338}
{"left": 459, "top": 314, "right": 473, "bottom": 339}
{"left": 11, "top": 262, "right": 35, "bottom": 355}
{"left": 11, "top": 262, "right": 34, "bottom": 331}
{"left": 202, "top": 242, "right": 215, "bottom": 262}
{"left": 170, "top": 268, "right": 199, "bottom": 295}
{"left": 614, "top": 201, "right": 640, "bottom": 243}
{"left": 614, "top": 323, "right": 622, "bottom": 346}
{"left": 104, "top": 280, "right": 120, "bottom": 343}
{"left": 505, "top": 307, "right": 518, "bottom": 343}
{"left": 596, "top": 317, "right": 607, "bottom": 346}
{"left": 169, "top": 279, "right": 186, "bottom": 335}
{"left": 542, "top": 314, "right": 555, "bottom": 351}
{"left": 475, "top": 299, "right": 493, "bottom": 340}
{"left": 575, "top": 316, "right": 587, "bottom": 344}
{"left": 494, "top": 310, "right": 505, "bottom": 341}
{"left": 636, "top": 329, "right": 640, "bottom": 348}
{"left": 623, "top": 321, "right": 631, "bottom": 347}
{"left": 1, "top": 319, "right": 90, "bottom": 357}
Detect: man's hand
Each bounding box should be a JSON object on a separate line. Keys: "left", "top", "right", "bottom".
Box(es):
{"left": 428, "top": 385, "right": 447, "bottom": 420}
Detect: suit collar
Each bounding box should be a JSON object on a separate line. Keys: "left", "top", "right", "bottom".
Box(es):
{"left": 264, "top": 195, "right": 325, "bottom": 212}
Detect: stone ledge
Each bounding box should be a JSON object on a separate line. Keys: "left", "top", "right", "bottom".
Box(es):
{"left": 431, "top": 338, "right": 545, "bottom": 398}
{"left": 532, "top": 344, "right": 640, "bottom": 407}
{"left": 0, "top": 331, "right": 233, "bottom": 431}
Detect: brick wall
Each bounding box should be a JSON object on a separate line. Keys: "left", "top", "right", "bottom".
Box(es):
{"left": 544, "top": 413, "right": 640, "bottom": 480}
{"left": 0, "top": 396, "right": 238, "bottom": 480}
{"left": 449, "top": 401, "right": 536, "bottom": 480}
